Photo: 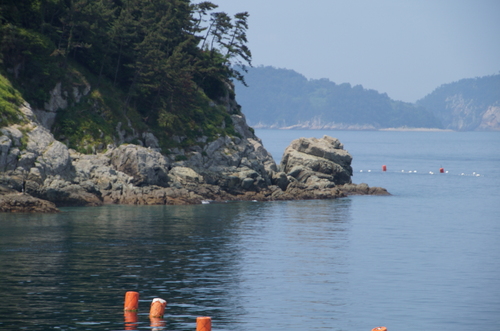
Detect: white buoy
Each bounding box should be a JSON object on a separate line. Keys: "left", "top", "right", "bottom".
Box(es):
{"left": 429, "top": 171, "right": 434, "bottom": 175}
{"left": 368, "top": 170, "right": 371, "bottom": 172}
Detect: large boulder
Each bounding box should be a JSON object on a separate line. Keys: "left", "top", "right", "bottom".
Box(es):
{"left": 109, "top": 144, "right": 170, "bottom": 187}
{"left": 38, "top": 177, "right": 102, "bottom": 207}
{"left": 280, "top": 135, "right": 353, "bottom": 188}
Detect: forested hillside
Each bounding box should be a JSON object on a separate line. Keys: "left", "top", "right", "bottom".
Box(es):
{"left": 417, "top": 74, "right": 500, "bottom": 131}
{"left": 233, "top": 66, "right": 442, "bottom": 130}
{"left": 0, "top": 0, "right": 251, "bottom": 152}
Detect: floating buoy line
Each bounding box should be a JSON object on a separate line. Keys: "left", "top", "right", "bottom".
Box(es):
{"left": 122, "top": 291, "right": 385, "bottom": 330}
{"left": 123, "top": 291, "right": 211, "bottom": 330}
{"left": 358, "top": 166, "right": 482, "bottom": 177}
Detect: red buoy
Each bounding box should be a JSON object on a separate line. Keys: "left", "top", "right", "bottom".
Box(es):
{"left": 382, "top": 165, "right": 387, "bottom": 172}
{"left": 149, "top": 298, "right": 167, "bottom": 318}
{"left": 439, "top": 168, "right": 444, "bottom": 173}
{"left": 124, "top": 291, "right": 139, "bottom": 312}
{"left": 372, "top": 327, "right": 387, "bottom": 331}
{"left": 197, "top": 316, "right": 212, "bottom": 331}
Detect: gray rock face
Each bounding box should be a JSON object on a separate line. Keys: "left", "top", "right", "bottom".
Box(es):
{"left": 110, "top": 145, "right": 170, "bottom": 187}
{"left": 416, "top": 74, "right": 500, "bottom": 132}
{"left": 477, "top": 106, "right": 500, "bottom": 131}
{"left": 174, "top": 113, "right": 278, "bottom": 193}
{"left": 0, "top": 101, "right": 281, "bottom": 207}
{"left": 1, "top": 100, "right": 388, "bottom": 212}
{"left": 280, "top": 135, "right": 353, "bottom": 188}
{"left": 35, "top": 81, "right": 91, "bottom": 130}
{"left": 1, "top": 106, "right": 74, "bottom": 181}
{"left": 36, "top": 140, "right": 74, "bottom": 179}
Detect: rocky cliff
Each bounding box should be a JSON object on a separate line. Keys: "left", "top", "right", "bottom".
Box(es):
{"left": 1, "top": 95, "right": 388, "bottom": 212}
{"left": 417, "top": 74, "right": 500, "bottom": 131}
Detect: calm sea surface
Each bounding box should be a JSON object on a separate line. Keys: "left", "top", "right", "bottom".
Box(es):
{"left": 1, "top": 130, "right": 499, "bottom": 331}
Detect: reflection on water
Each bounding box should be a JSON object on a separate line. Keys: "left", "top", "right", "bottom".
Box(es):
{"left": 0, "top": 200, "right": 352, "bottom": 330}
{"left": 149, "top": 316, "right": 166, "bottom": 331}
{"left": 124, "top": 312, "right": 138, "bottom": 330}
{"left": 235, "top": 200, "right": 352, "bottom": 331}
{"left": 3, "top": 131, "right": 500, "bottom": 330}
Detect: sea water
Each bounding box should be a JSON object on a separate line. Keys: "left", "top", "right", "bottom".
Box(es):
{"left": 0, "top": 130, "right": 499, "bottom": 330}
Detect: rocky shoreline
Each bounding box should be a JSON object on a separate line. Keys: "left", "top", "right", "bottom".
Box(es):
{"left": 0, "top": 191, "right": 59, "bottom": 213}
{"left": 1, "top": 101, "right": 388, "bottom": 213}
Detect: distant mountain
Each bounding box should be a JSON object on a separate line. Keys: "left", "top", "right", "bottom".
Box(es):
{"left": 233, "top": 66, "right": 442, "bottom": 130}
{"left": 416, "top": 74, "right": 500, "bottom": 131}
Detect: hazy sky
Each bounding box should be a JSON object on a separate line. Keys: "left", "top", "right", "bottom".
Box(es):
{"left": 208, "top": 0, "right": 500, "bottom": 103}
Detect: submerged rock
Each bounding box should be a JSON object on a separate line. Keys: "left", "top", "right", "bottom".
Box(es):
{"left": 337, "top": 183, "right": 390, "bottom": 196}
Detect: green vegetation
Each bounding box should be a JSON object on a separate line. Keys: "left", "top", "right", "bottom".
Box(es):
{"left": 0, "top": 73, "right": 25, "bottom": 126}
{"left": 18, "top": 126, "right": 31, "bottom": 150}
{"left": 234, "top": 66, "right": 442, "bottom": 129}
{"left": 418, "top": 74, "right": 500, "bottom": 110}
{"left": 0, "top": 0, "right": 251, "bottom": 152}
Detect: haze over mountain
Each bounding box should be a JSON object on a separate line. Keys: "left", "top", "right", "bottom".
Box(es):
{"left": 215, "top": 0, "right": 500, "bottom": 103}
{"left": 417, "top": 75, "right": 500, "bottom": 131}
{"left": 234, "top": 66, "right": 441, "bottom": 130}
{"left": 234, "top": 66, "right": 500, "bottom": 131}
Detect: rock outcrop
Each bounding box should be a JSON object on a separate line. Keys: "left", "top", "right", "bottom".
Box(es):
{"left": 416, "top": 74, "right": 500, "bottom": 131}
{"left": 477, "top": 106, "right": 500, "bottom": 131}
{"left": 280, "top": 136, "right": 353, "bottom": 187}
{"left": 1, "top": 101, "right": 388, "bottom": 212}
{"left": 278, "top": 136, "right": 389, "bottom": 198}
{"left": 0, "top": 186, "right": 59, "bottom": 213}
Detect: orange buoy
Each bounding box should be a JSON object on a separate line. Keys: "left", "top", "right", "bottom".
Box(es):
{"left": 439, "top": 167, "right": 444, "bottom": 173}
{"left": 149, "top": 298, "right": 167, "bottom": 318}
{"left": 196, "top": 316, "right": 212, "bottom": 331}
{"left": 371, "top": 327, "right": 387, "bottom": 331}
{"left": 124, "top": 311, "right": 138, "bottom": 330}
{"left": 124, "top": 291, "right": 139, "bottom": 311}
{"left": 382, "top": 165, "right": 387, "bottom": 172}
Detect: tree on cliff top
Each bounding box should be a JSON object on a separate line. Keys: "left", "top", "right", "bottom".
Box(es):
{"left": 0, "top": 0, "right": 252, "bottom": 140}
